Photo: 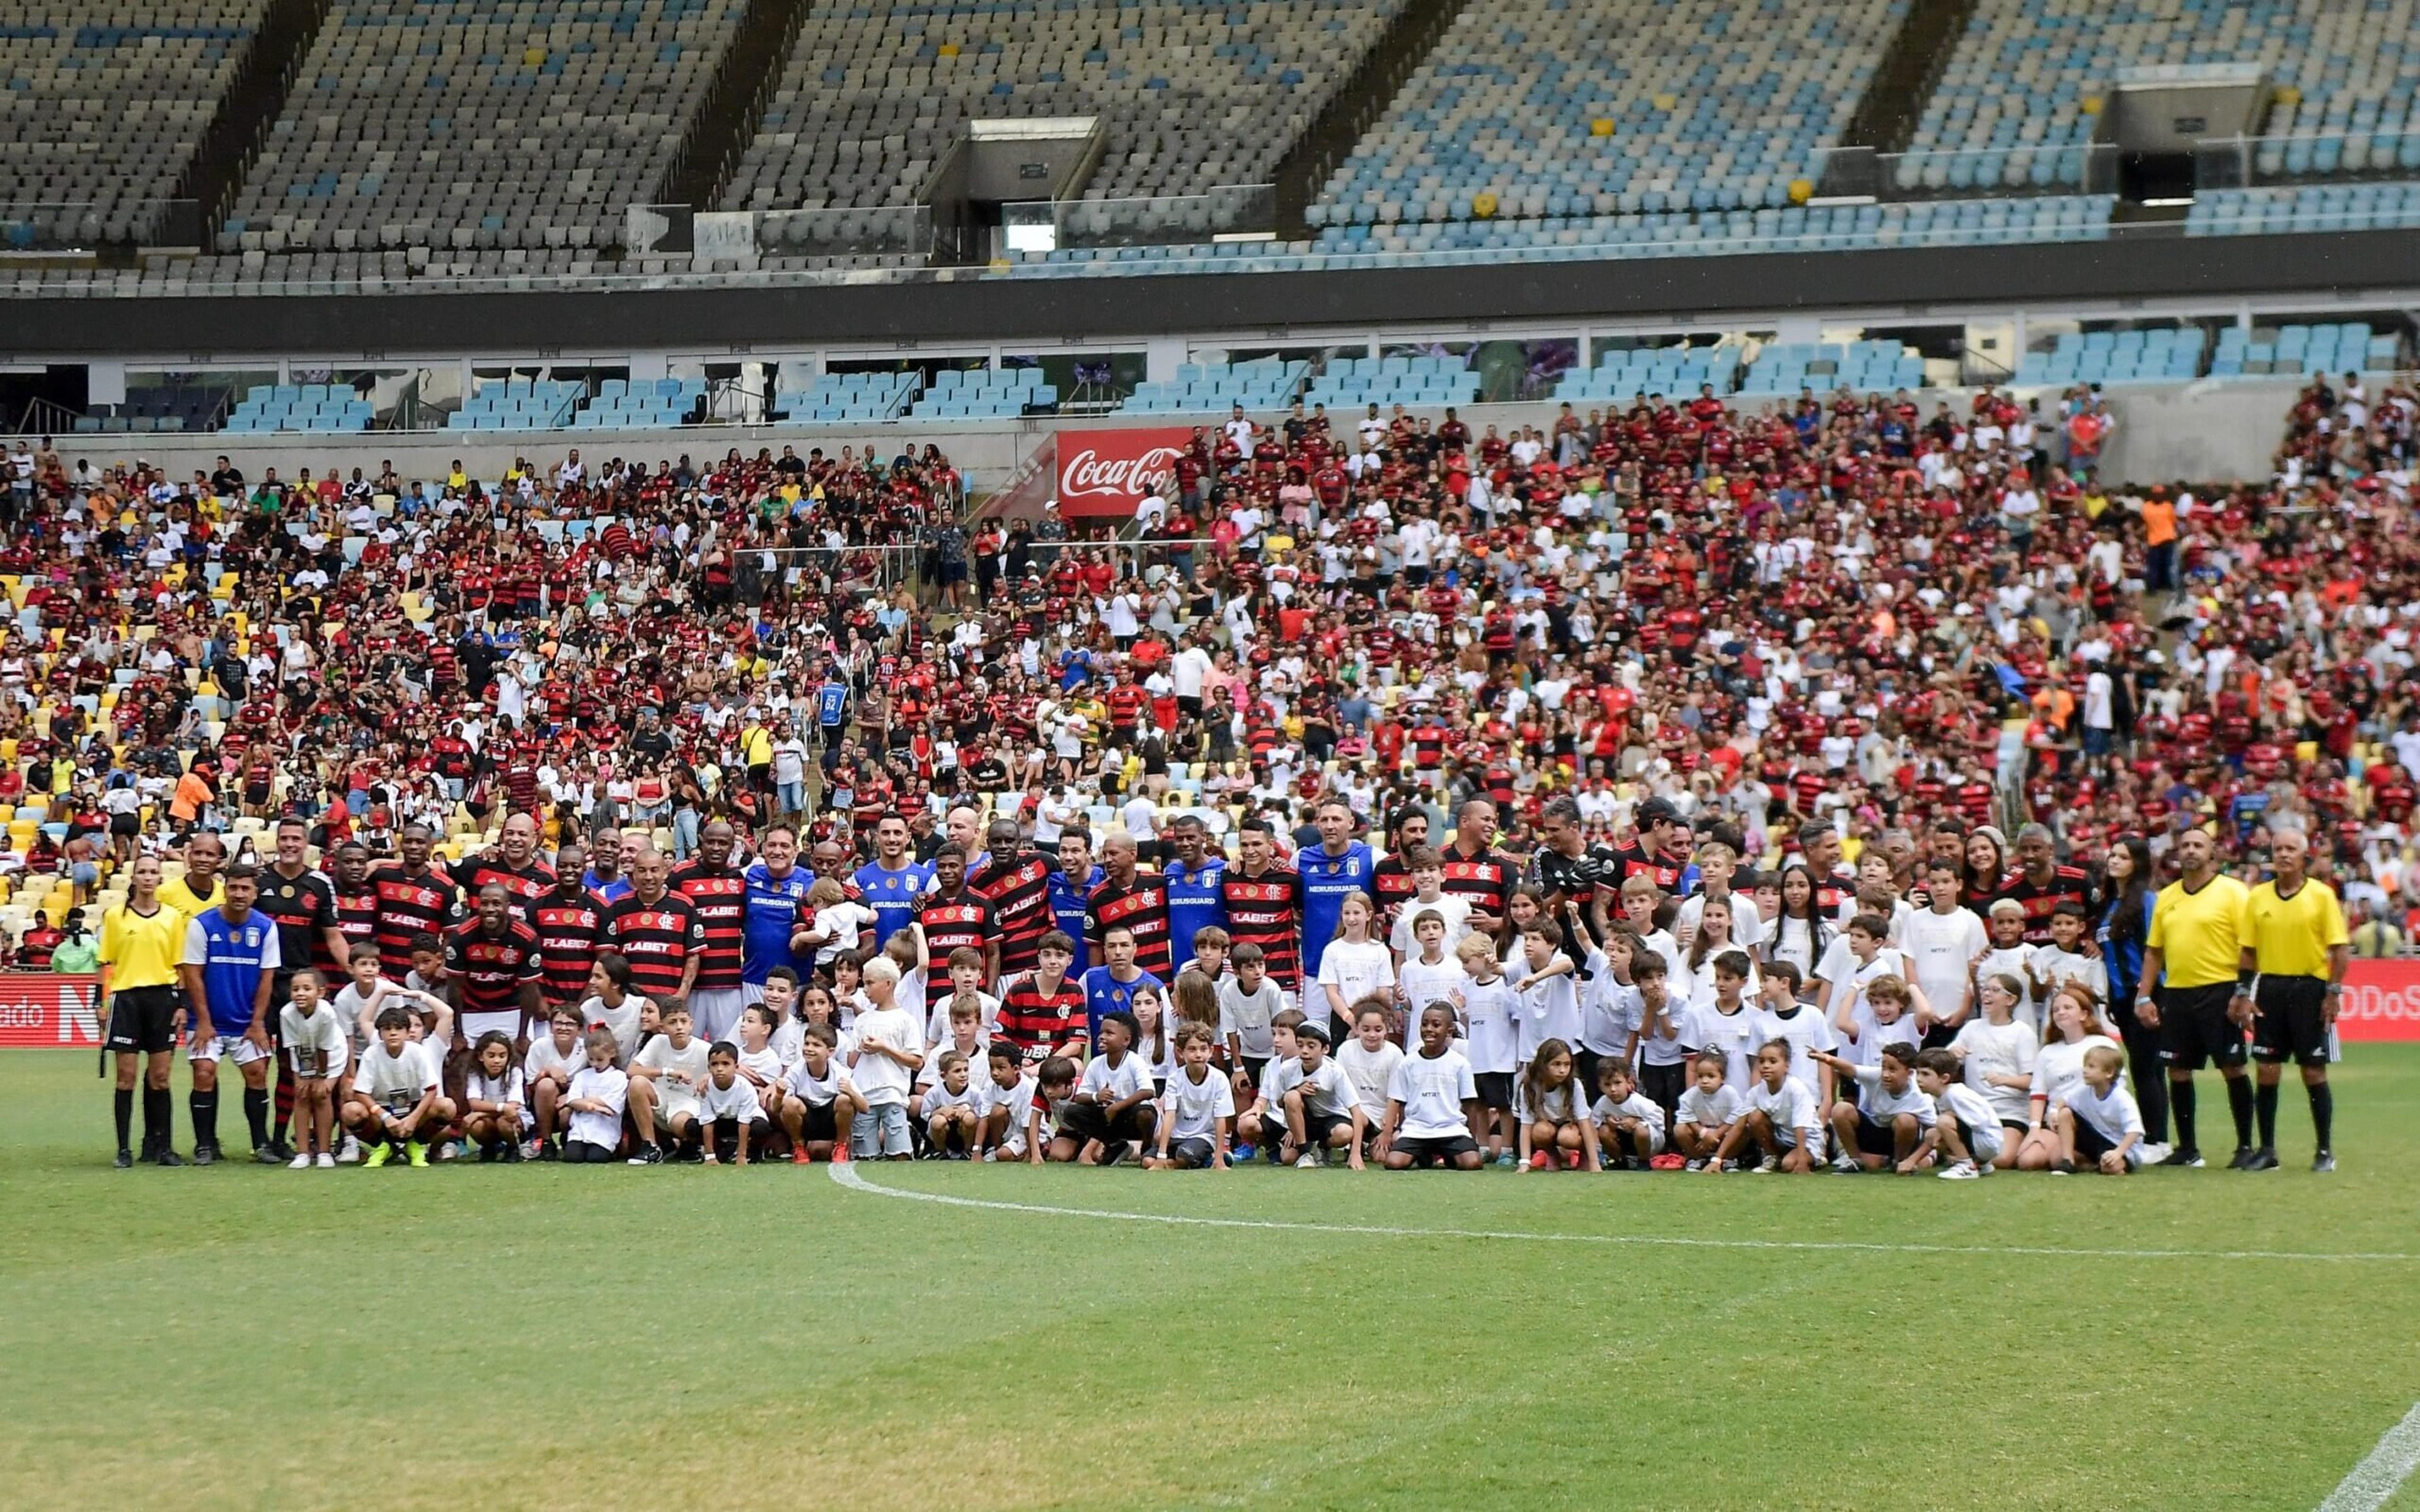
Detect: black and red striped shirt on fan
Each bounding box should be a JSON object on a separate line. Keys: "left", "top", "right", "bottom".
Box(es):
{"left": 1088, "top": 876, "right": 1174, "bottom": 980}
{"left": 1218, "top": 868, "right": 1301, "bottom": 990}
{"left": 968, "top": 851, "right": 1054, "bottom": 975}
{"left": 601, "top": 891, "right": 707, "bottom": 1002}
{"left": 995, "top": 973, "right": 1086, "bottom": 1062}
{"left": 669, "top": 860, "right": 748, "bottom": 990}
{"left": 1609, "top": 844, "right": 1687, "bottom": 896}
{"left": 369, "top": 862, "right": 460, "bottom": 977}
{"left": 530, "top": 893, "right": 604, "bottom": 1005}
{"left": 918, "top": 891, "right": 996, "bottom": 1018}
{"left": 446, "top": 919, "right": 542, "bottom": 1021}
{"left": 448, "top": 854, "right": 556, "bottom": 927}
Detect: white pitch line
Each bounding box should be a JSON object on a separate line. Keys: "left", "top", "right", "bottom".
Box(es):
{"left": 827, "top": 1162, "right": 2420, "bottom": 1264}
{"left": 2320, "top": 1403, "right": 2420, "bottom": 1512}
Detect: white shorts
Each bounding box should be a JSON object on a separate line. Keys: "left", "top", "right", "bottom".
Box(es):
{"left": 192, "top": 1033, "right": 270, "bottom": 1067}
{"left": 686, "top": 987, "right": 749, "bottom": 1043}
{"left": 1964, "top": 1124, "right": 2006, "bottom": 1165}
{"left": 458, "top": 1010, "right": 524, "bottom": 1045}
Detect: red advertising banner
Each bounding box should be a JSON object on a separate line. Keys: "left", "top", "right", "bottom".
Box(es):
{"left": 1054, "top": 427, "right": 1191, "bottom": 518}
{"left": 2337, "top": 958, "right": 2420, "bottom": 1041}
{"left": 0, "top": 973, "right": 103, "bottom": 1048}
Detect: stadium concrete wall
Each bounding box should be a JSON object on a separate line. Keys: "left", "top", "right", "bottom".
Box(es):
{"left": 3, "top": 231, "right": 2414, "bottom": 359}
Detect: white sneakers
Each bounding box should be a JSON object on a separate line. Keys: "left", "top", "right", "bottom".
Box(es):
{"left": 336, "top": 1135, "right": 362, "bottom": 1165}
{"left": 1937, "top": 1160, "right": 1981, "bottom": 1180}
{"left": 291, "top": 1152, "right": 340, "bottom": 1169}
{"left": 288, "top": 1152, "right": 312, "bottom": 1169}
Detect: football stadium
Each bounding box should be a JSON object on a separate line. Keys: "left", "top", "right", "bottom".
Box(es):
{"left": 1, "top": 0, "right": 2418, "bottom": 1505}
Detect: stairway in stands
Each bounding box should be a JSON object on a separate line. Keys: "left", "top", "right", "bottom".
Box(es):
{"left": 1269, "top": 0, "right": 1475, "bottom": 239}
{"left": 1819, "top": 0, "right": 1978, "bottom": 195}
{"left": 659, "top": 0, "right": 814, "bottom": 210}
{"left": 171, "top": 0, "right": 337, "bottom": 246}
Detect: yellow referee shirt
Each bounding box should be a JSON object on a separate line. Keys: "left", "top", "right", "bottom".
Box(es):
{"left": 2147, "top": 874, "right": 2250, "bottom": 988}
{"left": 159, "top": 875, "right": 221, "bottom": 921}
{"left": 99, "top": 902, "right": 187, "bottom": 990}
{"left": 2242, "top": 879, "right": 2348, "bottom": 980}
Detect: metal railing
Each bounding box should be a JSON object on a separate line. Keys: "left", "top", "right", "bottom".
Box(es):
{"left": 2193, "top": 129, "right": 2420, "bottom": 190}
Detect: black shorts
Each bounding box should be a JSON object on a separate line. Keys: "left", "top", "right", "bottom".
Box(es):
{"left": 2252, "top": 975, "right": 2332, "bottom": 1067}
{"left": 109, "top": 811, "right": 139, "bottom": 838}
{"left": 1393, "top": 1134, "right": 1479, "bottom": 1167}
{"left": 2070, "top": 1115, "right": 2140, "bottom": 1168}
{"left": 1165, "top": 1135, "right": 1216, "bottom": 1167}
{"left": 1241, "top": 1055, "right": 1270, "bottom": 1090}
{"left": 2157, "top": 982, "right": 2248, "bottom": 1071}
{"left": 1473, "top": 1071, "right": 1514, "bottom": 1111}
{"left": 800, "top": 1101, "right": 839, "bottom": 1142}
{"left": 1303, "top": 1109, "right": 1360, "bottom": 1147}
{"left": 1854, "top": 1109, "right": 1916, "bottom": 1157}
{"left": 105, "top": 985, "right": 182, "bottom": 1054}
{"left": 1059, "top": 1101, "right": 1156, "bottom": 1145}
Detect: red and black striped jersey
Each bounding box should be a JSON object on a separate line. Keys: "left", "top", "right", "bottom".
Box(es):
{"left": 1218, "top": 867, "right": 1302, "bottom": 990}
{"left": 995, "top": 971, "right": 1086, "bottom": 1062}
{"left": 446, "top": 919, "right": 541, "bottom": 1019}
{"left": 918, "top": 891, "right": 996, "bottom": 1017}
{"left": 369, "top": 862, "right": 460, "bottom": 978}
{"left": 254, "top": 866, "right": 336, "bottom": 980}
{"left": 330, "top": 885, "right": 379, "bottom": 975}
{"left": 601, "top": 891, "right": 708, "bottom": 1003}
{"left": 668, "top": 860, "right": 748, "bottom": 990}
{"left": 1441, "top": 849, "right": 1514, "bottom": 922}
{"left": 447, "top": 854, "right": 557, "bottom": 927}
{"left": 967, "top": 850, "right": 1054, "bottom": 975}
{"left": 1087, "top": 876, "right": 1174, "bottom": 980}
{"left": 1608, "top": 844, "right": 1687, "bottom": 897}
{"left": 530, "top": 892, "right": 604, "bottom": 1005}
{"left": 1369, "top": 856, "right": 1419, "bottom": 939}
{"left": 1997, "top": 865, "right": 2099, "bottom": 947}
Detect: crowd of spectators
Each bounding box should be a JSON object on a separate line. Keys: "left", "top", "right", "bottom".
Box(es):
{"left": 10, "top": 367, "right": 2420, "bottom": 963}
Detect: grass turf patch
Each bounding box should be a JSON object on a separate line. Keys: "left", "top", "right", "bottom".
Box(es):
{"left": 4, "top": 1047, "right": 2417, "bottom": 1510}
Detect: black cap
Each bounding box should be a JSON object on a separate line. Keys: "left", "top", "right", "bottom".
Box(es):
{"left": 1638, "top": 796, "right": 1681, "bottom": 826}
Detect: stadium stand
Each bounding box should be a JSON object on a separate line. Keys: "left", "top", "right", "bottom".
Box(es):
{"left": 2186, "top": 183, "right": 2420, "bottom": 236}
{"left": 221, "top": 382, "right": 375, "bottom": 433}
{"left": 773, "top": 369, "right": 923, "bottom": 422}
{"left": 907, "top": 367, "right": 1057, "bottom": 420}
{"left": 1900, "top": 0, "right": 2420, "bottom": 192}
{"left": 570, "top": 375, "right": 706, "bottom": 428}
{"left": 1301, "top": 352, "right": 1478, "bottom": 413}
{"left": 721, "top": 0, "right": 1407, "bottom": 214}
{"left": 447, "top": 378, "right": 585, "bottom": 431}
{"left": 2211, "top": 321, "right": 2403, "bottom": 377}
{"left": 216, "top": 0, "right": 742, "bottom": 274}
{"left": 0, "top": 5, "right": 262, "bottom": 245}
{"left": 1121, "top": 357, "right": 1308, "bottom": 414}
{"left": 2014, "top": 328, "right": 2207, "bottom": 386}
{"left": 1310, "top": 0, "right": 1906, "bottom": 229}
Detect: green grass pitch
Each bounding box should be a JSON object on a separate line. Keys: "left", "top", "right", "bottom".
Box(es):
{"left": 4, "top": 1047, "right": 2417, "bottom": 1510}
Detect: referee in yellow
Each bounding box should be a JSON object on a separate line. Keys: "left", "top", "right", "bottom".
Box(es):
{"left": 2136, "top": 825, "right": 2254, "bottom": 1169}
{"left": 100, "top": 854, "right": 193, "bottom": 1168}
{"left": 2237, "top": 824, "right": 2349, "bottom": 1172}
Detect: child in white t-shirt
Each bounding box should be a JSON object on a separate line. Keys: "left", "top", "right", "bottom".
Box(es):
{"left": 524, "top": 1005, "right": 588, "bottom": 1158}
{"left": 1974, "top": 900, "right": 2037, "bottom": 1029}
{"left": 798, "top": 878, "right": 878, "bottom": 970}
{"left": 1387, "top": 852, "right": 1474, "bottom": 961}
{"left": 779, "top": 1023, "right": 864, "bottom": 1163}
{"left": 1146, "top": 1022, "right": 1237, "bottom": 1169}
{"left": 2055, "top": 1042, "right": 2145, "bottom": 1175}
{"left": 1394, "top": 908, "right": 1468, "bottom": 1051}
{"left": 698, "top": 1043, "right": 771, "bottom": 1164}
{"left": 559, "top": 1028, "right": 630, "bottom": 1163}
{"left": 1591, "top": 1060, "right": 1666, "bottom": 1170}
{"left": 2024, "top": 904, "right": 2107, "bottom": 1029}
{"left": 1729, "top": 1041, "right": 1822, "bottom": 1174}
{"left": 1455, "top": 933, "right": 1520, "bottom": 1164}
{"left": 463, "top": 1031, "right": 529, "bottom": 1162}
{"left": 916, "top": 1049, "right": 982, "bottom": 1157}
{"left": 1814, "top": 1041, "right": 1937, "bottom": 1174}
{"left": 1916, "top": 1046, "right": 2004, "bottom": 1178}
{"left": 276, "top": 967, "right": 347, "bottom": 1167}
{"left": 978, "top": 1041, "right": 1040, "bottom": 1162}
{"left": 1672, "top": 1052, "right": 1744, "bottom": 1171}
{"left": 1950, "top": 971, "right": 2037, "bottom": 1147}
{"left": 1334, "top": 1001, "right": 1405, "bottom": 1133}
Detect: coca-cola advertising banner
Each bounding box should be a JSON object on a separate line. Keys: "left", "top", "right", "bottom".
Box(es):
{"left": 1055, "top": 427, "right": 1191, "bottom": 518}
